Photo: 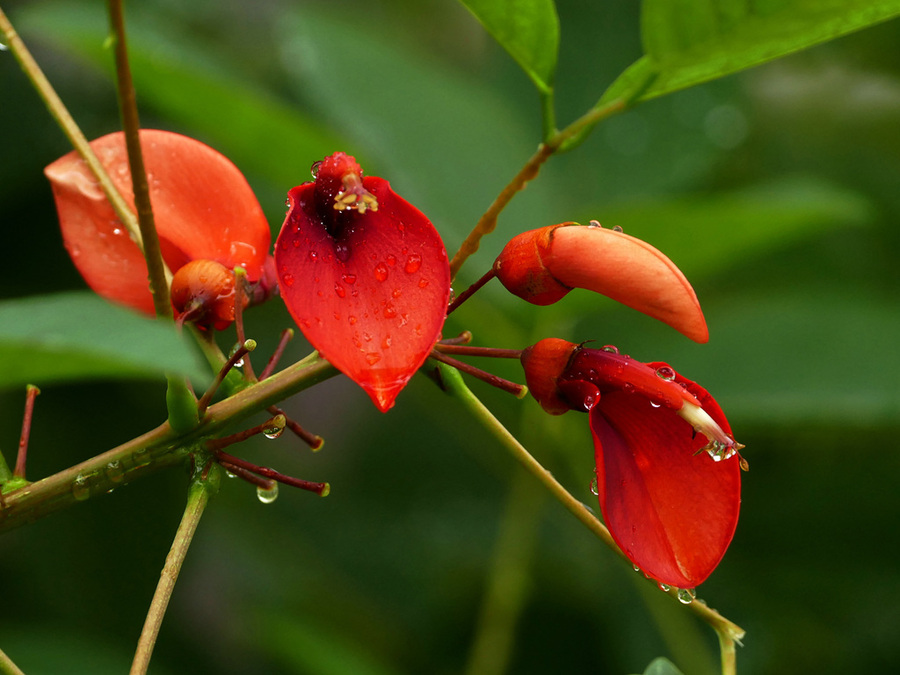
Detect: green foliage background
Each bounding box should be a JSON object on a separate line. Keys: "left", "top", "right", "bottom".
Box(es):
{"left": 2, "top": 1, "right": 899, "bottom": 673}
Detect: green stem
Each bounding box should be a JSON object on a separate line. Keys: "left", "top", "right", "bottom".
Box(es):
{"left": 539, "top": 89, "right": 557, "bottom": 142}
{"left": 0, "top": 354, "right": 338, "bottom": 533}
{"left": 435, "top": 363, "right": 746, "bottom": 666}
{"left": 0, "top": 6, "right": 144, "bottom": 253}
{"left": 0, "top": 647, "right": 26, "bottom": 675}
{"left": 448, "top": 97, "right": 626, "bottom": 281}
{"left": 130, "top": 465, "right": 220, "bottom": 675}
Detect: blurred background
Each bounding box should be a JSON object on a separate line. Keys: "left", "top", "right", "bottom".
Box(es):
{"left": 2, "top": 1, "right": 899, "bottom": 673}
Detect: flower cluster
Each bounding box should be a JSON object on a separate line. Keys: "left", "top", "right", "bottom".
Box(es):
{"left": 46, "top": 134, "right": 744, "bottom": 588}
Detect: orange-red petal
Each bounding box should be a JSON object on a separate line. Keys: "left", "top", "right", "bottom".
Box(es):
{"left": 45, "top": 130, "right": 272, "bottom": 314}
{"left": 275, "top": 154, "right": 451, "bottom": 411}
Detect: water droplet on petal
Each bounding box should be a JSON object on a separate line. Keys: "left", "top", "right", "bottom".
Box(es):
{"left": 383, "top": 304, "right": 397, "bottom": 318}
{"left": 342, "top": 273, "right": 357, "bottom": 285}
{"left": 282, "top": 273, "right": 295, "bottom": 287}
{"left": 590, "top": 476, "right": 599, "bottom": 496}
{"left": 612, "top": 225, "right": 624, "bottom": 233}
{"left": 418, "top": 278, "right": 429, "bottom": 288}
{"left": 392, "top": 288, "right": 402, "bottom": 299}
{"left": 632, "top": 564, "right": 642, "bottom": 573}
{"left": 310, "top": 160, "right": 322, "bottom": 177}
{"left": 601, "top": 345, "right": 619, "bottom": 353}
{"left": 366, "top": 352, "right": 381, "bottom": 365}
{"left": 374, "top": 263, "right": 389, "bottom": 282}
{"left": 404, "top": 254, "right": 422, "bottom": 274}
{"left": 257, "top": 483, "right": 279, "bottom": 504}
{"left": 657, "top": 582, "right": 671, "bottom": 592}
{"left": 334, "top": 284, "right": 346, "bottom": 298}
{"left": 348, "top": 315, "right": 357, "bottom": 325}
{"left": 588, "top": 220, "right": 602, "bottom": 228}
{"left": 655, "top": 366, "right": 676, "bottom": 381}
{"left": 335, "top": 243, "right": 351, "bottom": 262}
{"left": 386, "top": 254, "right": 397, "bottom": 266}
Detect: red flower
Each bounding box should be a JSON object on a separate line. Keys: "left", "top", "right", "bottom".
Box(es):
{"left": 45, "top": 130, "right": 276, "bottom": 326}
{"left": 522, "top": 338, "right": 743, "bottom": 589}
{"left": 493, "top": 223, "right": 708, "bottom": 343}
{"left": 274, "top": 153, "right": 451, "bottom": 412}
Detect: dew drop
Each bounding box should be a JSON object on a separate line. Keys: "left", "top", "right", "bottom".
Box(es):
{"left": 418, "top": 278, "right": 429, "bottom": 288}
{"left": 589, "top": 476, "right": 599, "bottom": 496}
{"left": 334, "top": 284, "right": 346, "bottom": 298}
{"left": 601, "top": 345, "right": 619, "bottom": 353}
{"left": 72, "top": 474, "right": 90, "bottom": 501}
{"left": 310, "top": 160, "right": 322, "bottom": 177}
{"left": 342, "top": 273, "right": 357, "bottom": 285}
{"left": 657, "top": 582, "right": 671, "bottom": 592}
{"left": 257, "top": 483, "right": 279, "bottom": 504}
{"left": 612, "top": 225, "right": 624, "bottom": 233}
{"left": 374, "top": 263, "right": 389, "bottom": 282}
{"left": 404, "top": 254, "right": 422, "bottom": 274}
{"left": 106, "top": 460, "right": 125, "bottom": 484}
{"left": 392, "top": 288, "right": 402, "bottom": 299}
{"left": 366, "top": 352, "right": 381, "bottom": 365}
{"left": 386, "top": 254, "right": 397, "bottom": 266}
{"left": 335, "top": 243, "right": 351, "bottom": 262}
{"left": 623, "top": 382, "right": 636, "bottom": 394}
{"left": 383, "top": 304, "right": 397, "bottom": 318}
{"left": 632, "top": 564, "right": 642, "bottom": 573}
{"left": 282, "top": 273, "right": 295, "bottom": 287}
{"left": 308, "top": 250, "right": 318, "bottom": 262}
{"left": 677, "top": 588, "right": 696, "bottom": 605}
{"left": 348, "top": 315, "right": 357, "bottom": 325}
{"left": 382, "top": 336, "right": 392, "bottom": 349}
{"left": 655, "top": 366, "right": 676, "bottom": 381}
{"left": 650, "top": 401, "right": 661, "bottom": 408}
{"left": 588, "top": 220, "right": 602, "bottom": 228}
{"left": 293, "top": 239, "right": 302, "bottom": 248}
{"left": 263, "top": 415, "right": 286, "bottom": 439}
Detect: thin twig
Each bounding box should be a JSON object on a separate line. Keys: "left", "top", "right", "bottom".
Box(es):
{"left": 0, "top": 6, "right": 144, "bottom": 253}
{"left": 130, "top": 468, "right": 218, "bottom": 675}
{"left": 435, "top": 363, "right": 746, "bottom": 667}
{"left": 107, "top": 0, "right": 171, "bottom": 318}
{"left": 14, "top": 386, "right": 40, "bottom": 479}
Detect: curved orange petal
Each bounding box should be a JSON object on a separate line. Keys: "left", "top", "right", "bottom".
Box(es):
{"left": 548, "top": 224, "right": 709, "bottom": 343}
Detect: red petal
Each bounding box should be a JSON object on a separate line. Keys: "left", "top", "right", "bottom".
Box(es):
{"left": 45, "top": 130, "right": 271, "bottom": 313}
{"left": 590, "top": 383, "right": 741, "bottom": 588}
{"left": 275, "top": 177, "right": 450, "bottom": 412}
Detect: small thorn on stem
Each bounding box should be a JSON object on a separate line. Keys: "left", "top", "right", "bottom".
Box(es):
{"left": 267, "top": 405, "right": 324, "bottom": 451}
{"left": 429, "top": 350, "right": 527, "bottom": 398}
{"left": 259, "top": 328, "right": 295, "bottom": 381}
{"left": 197, "top": 339, "right": 257, "bottom": 415}
{"left": 14, "top": 384, "right": 40, "bottom": 479}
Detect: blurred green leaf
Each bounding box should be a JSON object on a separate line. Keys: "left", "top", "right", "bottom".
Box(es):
{"left": 0, "top": 292, "right": 206, "bottom": 390}
{"left": 276, "top": 7, "right": 558, "bottom": 239}
{"left": 631, "top": 657, "right": 686, "bottom": 675}
{"left": 15, "top": 2, "right": 344, "bottom": 190}
{"left": 458, "top": 0, "right": 559, "bottom": 93}
{"left": 602, "top": 0, "right": 900, "bottom": 104}
{"left": 253, "top": 611, "right": 403, "bottom": 675}
{"left": 591, "top": 177, "right": 873, "bottom": 279}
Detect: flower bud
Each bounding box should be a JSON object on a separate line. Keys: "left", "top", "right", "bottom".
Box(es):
{"left": 494, "top": 223, "right": 708, "bottom": 343}
{"left": 171, "top": 259, "right": 243, "bottom": 330}
{"left": 520, "top": 338, "right": 578, "bottom": 415}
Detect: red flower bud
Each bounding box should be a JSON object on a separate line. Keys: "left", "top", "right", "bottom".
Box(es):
{"left": 170, "top": 260, "right": 244, "bottom": 331}
{"left": 45, "top": 130, "right": 274, "bottom": 323}
{"left": 275, "top": 153, "right": 451, "bottom": 412}
{"left": 519, "top": 338, "right": 578, "bottom": 415}
{"left": 494, "top": 223, "right": 708, "bottom": 343}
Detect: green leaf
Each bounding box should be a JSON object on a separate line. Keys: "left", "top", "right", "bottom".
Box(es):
{"left": 0, "top": 292, "right": 207, "bottom": 390}
{"left": 602, "top": 0, "right": 900, "bottom": 104}
{"left": 458, "top": 0, "right": 560, "bottom": 93}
